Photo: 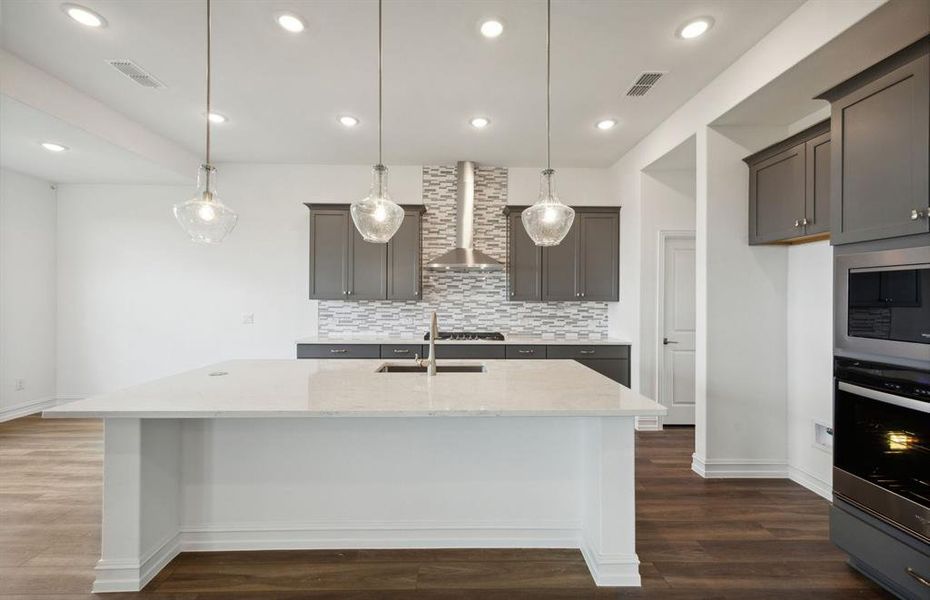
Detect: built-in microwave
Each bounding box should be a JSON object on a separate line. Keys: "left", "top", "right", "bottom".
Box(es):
{"left": 835, "top": 244, "right": 930, "bottom": 367}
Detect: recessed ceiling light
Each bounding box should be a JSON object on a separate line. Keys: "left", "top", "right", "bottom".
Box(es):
{"left": 207, "top": 112, "right": 227, "bottom": 124}
{"left": 596, "top": 119, "right": 617, "bottom": 131}
{"left": 677, "top": 17, "right": 714, "bottom": 39}
{"left": 470, "top": 116, "right": 490, "bottom": 129}
{"left": 41, "top": 142, "right": 69, "bottom": 152}
{"left": 479, "top": 20, "right": 504, "bottom": 38}
{"left": 339, "top": 115, "right": 359, "bottom": 127}
{"left": 61, "top": 3, "right": 106, "bottom": 28}
{"left": 275, "top": 12, "right": 305, "bottom": 33}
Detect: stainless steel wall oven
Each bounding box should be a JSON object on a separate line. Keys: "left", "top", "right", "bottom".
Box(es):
{"left": 834, "top": 357, "right": 930, "bottom": 543}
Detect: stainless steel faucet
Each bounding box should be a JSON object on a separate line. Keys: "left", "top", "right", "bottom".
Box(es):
{"left": 416, "top": 311, "right": 438, "bottom": 376}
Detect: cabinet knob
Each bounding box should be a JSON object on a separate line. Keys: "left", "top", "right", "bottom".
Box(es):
{"left": 793, "top": 219, "right": 801, "bottom": 228}
{"left": 800, "top": 217, "right": 810, "bottom": 226}
{"left": 911, "top": 208, "right": 929, "bottom": 221}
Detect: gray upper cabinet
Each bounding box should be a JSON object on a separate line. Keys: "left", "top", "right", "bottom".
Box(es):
{"left": 308, "top": 209, "right": 349, "bottom": 299}
{"left": 348, "top": 225, "right": 386, "bottom": 300}
{"left": 542, "top": 218, "right": 579, "bottom": 301}
{"left": 817, "top": 37, "right": 929, "bottom": 245}
{"left": 505, "top": 210, "right": 542, "bottom": 301}
{"left": 579, "top": 212, "right": 620, "bottom": 301}
{"left": 305, "top": 204, "right": 425, "bottom": 301}
{"left": 505, "top": 206, "right": 620, "bottom": 302}
{"left": 805, "top": 132, "right": 831, "bottom": 236}
{"left": 745, "top": 121, "right": 829, "bottom": 245}
{"left": 387, "top": 208, "right": 424, "bottom": 300}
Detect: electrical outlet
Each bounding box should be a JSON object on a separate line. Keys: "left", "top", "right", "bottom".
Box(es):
{"left": 242, "top": 313, "right": 254, "bottom": 325}
{"left": 14, "top": 378, "right": 25, "bottom": 391}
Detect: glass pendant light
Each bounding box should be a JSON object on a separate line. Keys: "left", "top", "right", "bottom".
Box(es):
{"left": 522, "top": 0, "right": 574, "bottom": 246}
{"left": 173, "top": 0, "right": 238, "bottom": 244}
{"left": 350, "top": 0, "right": 404, "bottom": 243}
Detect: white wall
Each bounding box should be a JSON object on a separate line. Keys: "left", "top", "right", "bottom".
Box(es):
{"left": 638, "top": 169, "right": 695, "bottom": 401}
{"left": 0, "top": 168, "right": 57, "bottom": 419}
{"left": 56, "top": 163, "right": 622, "bottom": 398}
{"left": 786, "top": 241, "right": 833, "bottom": 498}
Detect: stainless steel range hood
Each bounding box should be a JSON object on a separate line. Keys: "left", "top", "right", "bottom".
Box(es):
{"left": 425, "top": 161, "right": 504, "bottom": 272}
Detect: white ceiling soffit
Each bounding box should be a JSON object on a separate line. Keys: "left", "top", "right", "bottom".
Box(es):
{"left": 0, "top": 49, "right": 199, "bottom": 181}
{"left": 0, "top": 0, "right": 804, "bottom": 168}
{"left": 643, "top": 134, "right": 696, "bottom": 173}
{"left": 713, "top": 0, "right": 930, "bottom": 128}
{"left": 0, "top": 95, "right": 189, "bottom": 185}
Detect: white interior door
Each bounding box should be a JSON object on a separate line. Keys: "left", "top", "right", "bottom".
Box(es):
{"left": 658, "top": 234, "right": 695, "bottom": 425}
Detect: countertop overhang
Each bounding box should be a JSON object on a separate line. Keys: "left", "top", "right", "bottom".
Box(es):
{"left": 44, "top": 359, "right": 665, "bottom": 419}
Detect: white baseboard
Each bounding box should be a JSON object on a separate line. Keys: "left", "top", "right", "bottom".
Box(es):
{"left": 91, "top": 523, "right": 587, "bottom": 593}
{"left": 579, "top": 542, "right": 641, "bottom": 587}
{"left": 788, "top": 465, "right": 832, "bottom": 501}
{"left": 635, "top": 416, "right": 662, "bottom": 431}
{"left": 0, "top": 396, "right": 74, "bottom": 423}
{"left": 692, "top": 454, "right": 788, "bottom": 478}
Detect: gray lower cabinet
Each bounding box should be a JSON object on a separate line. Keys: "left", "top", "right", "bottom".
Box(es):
{"left": 297, "top": 344, "right": 380, "bottom": 359}
{"left": 297, "top": 343, "right": 631, "bottom": 386}
{"left": 745, "top": 121, "right": 830, "bottom": 244}
{"left": 504, "top": 206, "right": 620, "bottom": 302}
{"left": 817, "top": 37, "right": 930, "bottom": 245}
{"left": 305, "top": 204, "right": 425, "bottom": 301}
{"left": 831, "top": 500, "right": 930, "bottom": 600}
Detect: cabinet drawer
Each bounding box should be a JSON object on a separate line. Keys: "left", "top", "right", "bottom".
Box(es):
{"left": 434, "top": 344, "right": 505, "bottom": 359}
{"left": 547, "top": 345, "right": 629, "bottom": 360}
{"left": 297, "top": 344, "right": 380, "bottom": 359}
{"left": 831, "top": 503, "right": 930, "bottom": 599}
{"left": 576, "top": 358, "right": 630, "bottom": 387}
{"left": 380, "top": 344, "right": 423, "bottom": 358}
{"left": 505, "top": 345, "right": 547, "bottom": 359}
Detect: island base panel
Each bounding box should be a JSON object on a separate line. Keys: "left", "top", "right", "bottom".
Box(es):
{"left": 94, "top": 416, "right": 639, "bottom": 592}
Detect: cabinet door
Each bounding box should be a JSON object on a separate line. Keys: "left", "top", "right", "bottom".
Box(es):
{"left": 804, "top": 132, "right": 831, "bottom": 236}
{"left": 578, "top": 212, "right": 619, "bottom": 301}
{"left": 309, "top": 209, "right": 349, "bottom": 300}
{"left": 749, "top": 143, "right": 806, "bottom": 244}
{"left": 831, "top": 53, "right": 929, "bottom": 244}
{"left": 542, "top": 220, "right": 579, "bottom": 301}
{"left": 348, "top": 225, "right": 387, "bottom": 300}
{"left": 387, "top": 210, "right": 421, "bottom": 300}
{"left": 575, "top": 358, "right": 630, "bottom": 387}
{"left": 507, "top": 211, "right": 542, "bottom": 301}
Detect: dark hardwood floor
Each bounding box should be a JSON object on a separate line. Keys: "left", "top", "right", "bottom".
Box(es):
{"left": 0, "top": 415, "right": 890, "bottom": 599}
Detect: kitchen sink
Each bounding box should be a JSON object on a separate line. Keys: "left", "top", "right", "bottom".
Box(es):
{"left": 376, "top": 364, "right": 486, "bottom": 373}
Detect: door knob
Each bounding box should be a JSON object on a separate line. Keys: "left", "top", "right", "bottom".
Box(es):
{"left": 663, "top": 337, "right": 678, "bottom": 345}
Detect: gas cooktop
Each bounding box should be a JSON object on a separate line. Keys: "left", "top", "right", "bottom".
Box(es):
{"left": 424, "top": 331, "right": 505, "bottom": 341}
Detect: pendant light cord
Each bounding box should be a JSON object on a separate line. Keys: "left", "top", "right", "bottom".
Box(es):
{"left": 205, "top": 0, "right": 212, "bottom": 169}
{"left": 378, "top": 0, "right": 383, "bottom": 167}
{"left": 546, "top": 0, "right": 551, "bottom": 172}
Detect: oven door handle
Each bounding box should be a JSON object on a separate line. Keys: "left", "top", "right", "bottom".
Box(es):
{"left": 838, "top": 382, "right": 930, "bottom": 414}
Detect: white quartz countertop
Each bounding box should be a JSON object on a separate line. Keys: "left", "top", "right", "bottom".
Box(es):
{"left": 295, "top": 335, "right": 632, "bottom": 345}
{"left": 45, "top": 359, "right": 664, "bottom": 419}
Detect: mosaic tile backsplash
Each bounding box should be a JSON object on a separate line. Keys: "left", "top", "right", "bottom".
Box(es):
{"left": 318, "top": 165, "right": 610, "bottom": 339}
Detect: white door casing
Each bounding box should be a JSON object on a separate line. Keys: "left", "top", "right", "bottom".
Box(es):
{"left": 657, "top": 232, "right": 696, "bottom": 425}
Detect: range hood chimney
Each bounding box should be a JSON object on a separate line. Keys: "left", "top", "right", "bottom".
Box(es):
{"left": 425, "top": 161, "right": 504, "bottom": 272}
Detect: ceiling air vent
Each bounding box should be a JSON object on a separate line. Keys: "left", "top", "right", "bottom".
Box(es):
{"left": 625, "top": 71, "right": 666, "bottom": 97}
{"left": 106, "top": 59, "right": 166, "bottom": 89}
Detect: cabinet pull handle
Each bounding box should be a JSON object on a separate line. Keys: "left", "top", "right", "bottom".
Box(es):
{"left": 393, "top": 349, "right": 410, "bottom": 354}
{"left": 518, "top": 349, "right": 535, "bottom": 354}
{"left": 579, "top": 349, "right": 595, "bottom": 355}
{"left": 330, "top": 349, "right": 348, "bottom": 354}
{"left": 911, "top": 208, "right": 930, "bottom": 220}
{"left": 907, "top": 567, "right": 930, "bottom": 588}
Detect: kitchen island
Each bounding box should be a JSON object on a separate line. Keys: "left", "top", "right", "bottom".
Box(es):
{"left": 45, "top": 358, "right": 665, "bottom": 592}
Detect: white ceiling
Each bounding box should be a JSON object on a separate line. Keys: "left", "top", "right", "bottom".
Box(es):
{"left": 0, "top": 0, "right": 803, "bottom": 169}
{"left": 0, "top": 95, "right": 188, "bottom": 184}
